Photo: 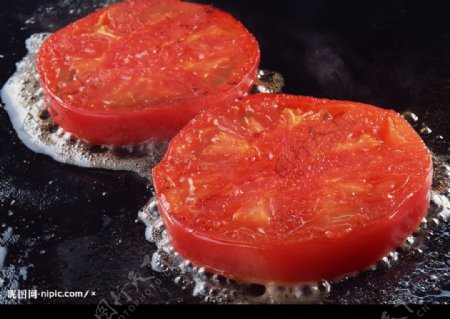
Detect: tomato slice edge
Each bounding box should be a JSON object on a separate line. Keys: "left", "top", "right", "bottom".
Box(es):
{"left": 152, "top": 93, "right": 433, "bottom": 283}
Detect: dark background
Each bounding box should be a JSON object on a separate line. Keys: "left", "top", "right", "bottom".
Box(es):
{"left": 0, "top": 0, "right": 449, "bottom": 305}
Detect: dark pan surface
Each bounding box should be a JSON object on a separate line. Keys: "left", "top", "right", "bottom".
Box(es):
{"left": 0, "top": 0, "right": 449, "bottom": 305}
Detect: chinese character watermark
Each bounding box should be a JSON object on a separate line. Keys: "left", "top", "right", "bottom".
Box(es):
{"left": 381, "top": 304, "right": 430, "bottom": 319}
{"left": 94, "top": 254, "right": 173, "bottom": 319}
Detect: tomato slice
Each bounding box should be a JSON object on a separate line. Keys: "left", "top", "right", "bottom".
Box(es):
{"left": 37, "top": 0, "right": 259, "bottom": 145}
{"left": 152, "top": 94, "right": 433, "bottom": 284}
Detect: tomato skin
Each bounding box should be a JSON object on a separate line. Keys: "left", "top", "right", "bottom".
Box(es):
{"left": 158, "top": 180, "right": 430, "bottom": 283}
{"left": 37, "top": 0, "right": 260, "bottom": 145}
{"left": 152, "top": 94, "right": 433, "bottom": 284}
{"left": 42, "top": 78, "right": 254, "bottom": 145}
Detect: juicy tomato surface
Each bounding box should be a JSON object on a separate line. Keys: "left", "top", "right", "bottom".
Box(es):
{"left": 37, "top": 0, "right": 259, "bottom": 145}
{"left": 152, "top": 94, "right": 433, "bottom": 284}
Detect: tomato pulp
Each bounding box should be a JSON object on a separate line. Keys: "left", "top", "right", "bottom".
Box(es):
{"left": 152, "top": 94, "right": 433, "bottom": 284}
{"left": 37, "top": 0, "right": 260, "bottom": 145}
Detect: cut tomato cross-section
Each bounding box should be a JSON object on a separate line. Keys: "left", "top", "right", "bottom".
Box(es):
{"left": 37, "top": 0, "right": 260, "bottom": 145}
{"left": 152, "top": 94, "right": 433, "bottom": 284}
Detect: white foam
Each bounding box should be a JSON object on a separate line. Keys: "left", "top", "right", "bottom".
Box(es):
{"left": 0, "top": 33, "right": 167, "bottom": 180}
{"left": 0, "top": 30, "right": 286, "bottom": 182}
{"left": 19, "top": 267, "right": 28, "bottom": 281}
{"left": 0, "top": 226, "right": 23, "bottom": 304}
{"left": 138, "top": 199, "right": 331, "bottom": 304}
{"left": 137, "top": 154, "right": 450, "bottom": 303}
{"left": 1, "top": 228, "right": 13, "bottom": 242}
{"left": 0, "top": 247, "right": 6, "bottom": 270}
{"left": 431, "top": 191, "right": 450, "bottom": 222}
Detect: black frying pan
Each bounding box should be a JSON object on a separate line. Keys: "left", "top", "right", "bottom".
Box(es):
{"left": 0, "top": 0, "right": 449, "bottom": 305}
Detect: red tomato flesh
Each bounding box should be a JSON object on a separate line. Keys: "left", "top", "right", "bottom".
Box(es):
{"left": 37, "top": 0, "right": 259, "bottom": 145}
{"left": 152, "top": 94, "right": 433, "bottom": 284}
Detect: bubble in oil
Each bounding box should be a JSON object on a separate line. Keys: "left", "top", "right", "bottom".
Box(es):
{"left": 137, "top": 108, "right": 450, "bottom": 303}
{"left": 138, "top": 198, "right": 431, "bottom": 303}
{"left": 0, "top": 33, "right": 169, "bottom": 181}
{"left": 420, "top": 125, "right": 433, "bottom": 135}
{"left": 138, "top": 200, "right": 333, "bottom": 304}
{"left": 401, "top": 110, "right": 419, "bottom": 124}
{"left": 1, "top": 21, "right": 448, "bottom": 304}
{"left": 138, "top": 151, "right": 450, "bottom": 303}
{"left": 1, "top": 33, "right": 284, "bottom": 182}
{"left": 251, "top": 70, "right": 285, "bottom": 94}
